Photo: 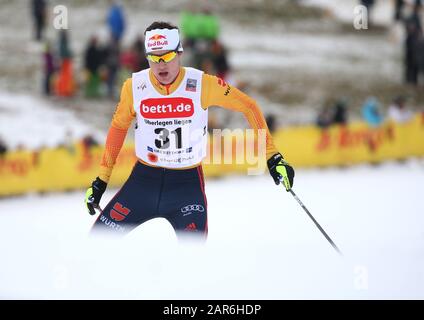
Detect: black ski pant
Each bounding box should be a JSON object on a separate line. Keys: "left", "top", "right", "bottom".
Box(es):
{"left": 91, "top": 161, "right": 208, "bottom": 238}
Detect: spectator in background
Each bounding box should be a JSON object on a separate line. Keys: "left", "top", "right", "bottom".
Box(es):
{"left": 121, "top": 36, "right": 149, "bottom": 73}
{"left": 84, "top": 36, "right": 103, "bottom": 98}
{"left": 133, "top": 35, "right": 149, "bottom": 71}
{"left": 107, "top": 1, "right": 126, "bottom": 44}
{"left": 54, "top": 30, "right": 76, "bottom": 97}
{"left": 120, "top": 45, "right": 138, "bottom": 74}
{"left": 58, "top": 29, "right": 72, "bottom": 60}
{"left": 0, "top": 136, "right": 7, "bottom": 157}
{"left": 332, "top": 98, "right": 349, "bottom": 125}
{"left": 82, "top": 134, "right": 99, "bottom": 149}
{"left": 42, "top": 41, "right": 55, "bottom": 96}
{"left": 388, "top": 96, "right": 414, "bottom": 123}
{"left": 31, "top": 0, "right": 47, "bottom": 41}
{"left": 104, "top": 37, "right": 121, "bottom": 99}
{"left": 395, "top": 0, "right": 405, "bottom": 21}
{"left": 316, "top": 105, "right": 334, "bottom": 129}
{"left": 415, "top": 28, "right": 424, "bottom": 83}
{"left": 360, "top": 0, "right": 375, "bottom": 26}
{"left": 404, "top": 2, "right": 423, "bottom": 85}
{"left": 362, "top": 97, "right": 384, "bottom": 127}
{"left": 211, "top": 40, "right": 230, "bottom": 81}
{"left": 360, "top": 0, "right": 375, "bottom": 11}
{"left": 181, "top": 6, "right": 220, "bottom": 44}
{"left": 266, "top": 114, "right": 277, "bottom": 134}
{"left": 361, "top": 97, "right": 386, "bottom": 152}
{"left": 316, "top": 98, "right": 349, "bottom": 128}
{"left": 180, "top": 6, "right": 220, "bottom": 71}
{"left": 409, "top": 0, "right": 423, "bottom": 30}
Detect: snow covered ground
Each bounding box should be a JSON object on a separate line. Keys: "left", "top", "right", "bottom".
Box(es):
{"left": 0, "top": 92, "right": 105, "bottom": 150}
{"left": 0, "top": 160, "right": 423, "bottom": 299}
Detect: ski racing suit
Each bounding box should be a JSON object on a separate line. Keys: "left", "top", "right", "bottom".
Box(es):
{"left": 91, "top": 67, "right": 278, "bottom": 237}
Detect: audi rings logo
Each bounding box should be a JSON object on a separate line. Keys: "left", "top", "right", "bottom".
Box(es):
{"left": 181, "top": 204, "right": 205, "bottom": 213}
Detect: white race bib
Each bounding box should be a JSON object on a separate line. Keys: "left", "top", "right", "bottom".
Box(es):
{"left": 132, "top": 68, "right": 208, "bottom": 168}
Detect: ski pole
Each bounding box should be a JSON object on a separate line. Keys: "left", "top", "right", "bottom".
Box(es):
{"left": 288, "top": 188, "right": 343, "bottom": 256}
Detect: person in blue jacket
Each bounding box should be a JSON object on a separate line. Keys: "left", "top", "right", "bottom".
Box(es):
{"left": 362, "top": 97, "right": 384, "bottom": 127}
{"left": 107, "top": 2, "right": 126, "bottom": 43}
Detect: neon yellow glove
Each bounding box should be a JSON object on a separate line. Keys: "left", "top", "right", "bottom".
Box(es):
{"left": 84, "top": 177, "right": 107, "bottom": 215}
{"left": 267, "top": 153, "right": 295, "bottom": 191}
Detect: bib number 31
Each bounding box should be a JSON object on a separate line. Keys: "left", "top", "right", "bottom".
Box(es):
{"left": 154, "top": 127, "right": 182, "bottom": 149}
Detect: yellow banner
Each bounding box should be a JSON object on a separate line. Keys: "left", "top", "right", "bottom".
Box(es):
{"left": 0, "top": 115, "right": 423, "bottom": 196}
{"left": 277, "top": 116, "right": 424, "bottom": 167}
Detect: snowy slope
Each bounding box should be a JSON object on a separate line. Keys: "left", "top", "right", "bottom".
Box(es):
{"left": 0, "top": 92, "right": 104, "bottom": 150}
{"left": 0, "top": 160, "right": 423, "bottom": 299}
{"left": 302, "top": 0, "right": 394, "bottom": 26}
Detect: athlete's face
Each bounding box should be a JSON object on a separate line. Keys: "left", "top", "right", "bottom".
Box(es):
{"left": 147, "top": 50, "right": 182, "bottom": 85}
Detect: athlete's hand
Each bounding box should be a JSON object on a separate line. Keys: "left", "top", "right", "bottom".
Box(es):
{"left": 85, "top": 177, "right": 107, "bottom": 215}
{"left": 267, "top": 153, "right": 295, "bottom": 191}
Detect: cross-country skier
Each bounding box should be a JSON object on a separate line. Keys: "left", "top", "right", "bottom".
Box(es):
{"left": 84, "top": 21, "right": 295, "bottom": 237}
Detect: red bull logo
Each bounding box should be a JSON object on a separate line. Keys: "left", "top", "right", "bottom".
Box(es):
{"left": 148, "top": 34, "right": 167, "bottom": 41}
{"left": 148, "top": 34, "right": 168, "bottom": 49}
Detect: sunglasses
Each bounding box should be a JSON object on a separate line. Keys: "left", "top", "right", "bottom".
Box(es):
{"left": 146, "top": 50, "right": 178, "bottom": 63}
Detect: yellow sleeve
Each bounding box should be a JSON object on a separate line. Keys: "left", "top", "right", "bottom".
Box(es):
{"left": 201, "top": 74, "right": 279, "bottom": 159}
{"left": 110, "top": 78, "right": 136, "bottom": 130}
{"left": 99, "top": 78, "right": 136, "bottom": 182}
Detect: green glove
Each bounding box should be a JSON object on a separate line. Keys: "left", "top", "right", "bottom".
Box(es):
{"left": 85, "top": 177, "right": 107, "bottom": 215}
{"left": 267, "top": 153, "right": 295, "bottom": 191}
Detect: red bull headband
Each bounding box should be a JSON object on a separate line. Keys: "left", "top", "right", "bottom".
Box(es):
{"left": 145, "top": 29, "right": 183, "bottom": 54}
